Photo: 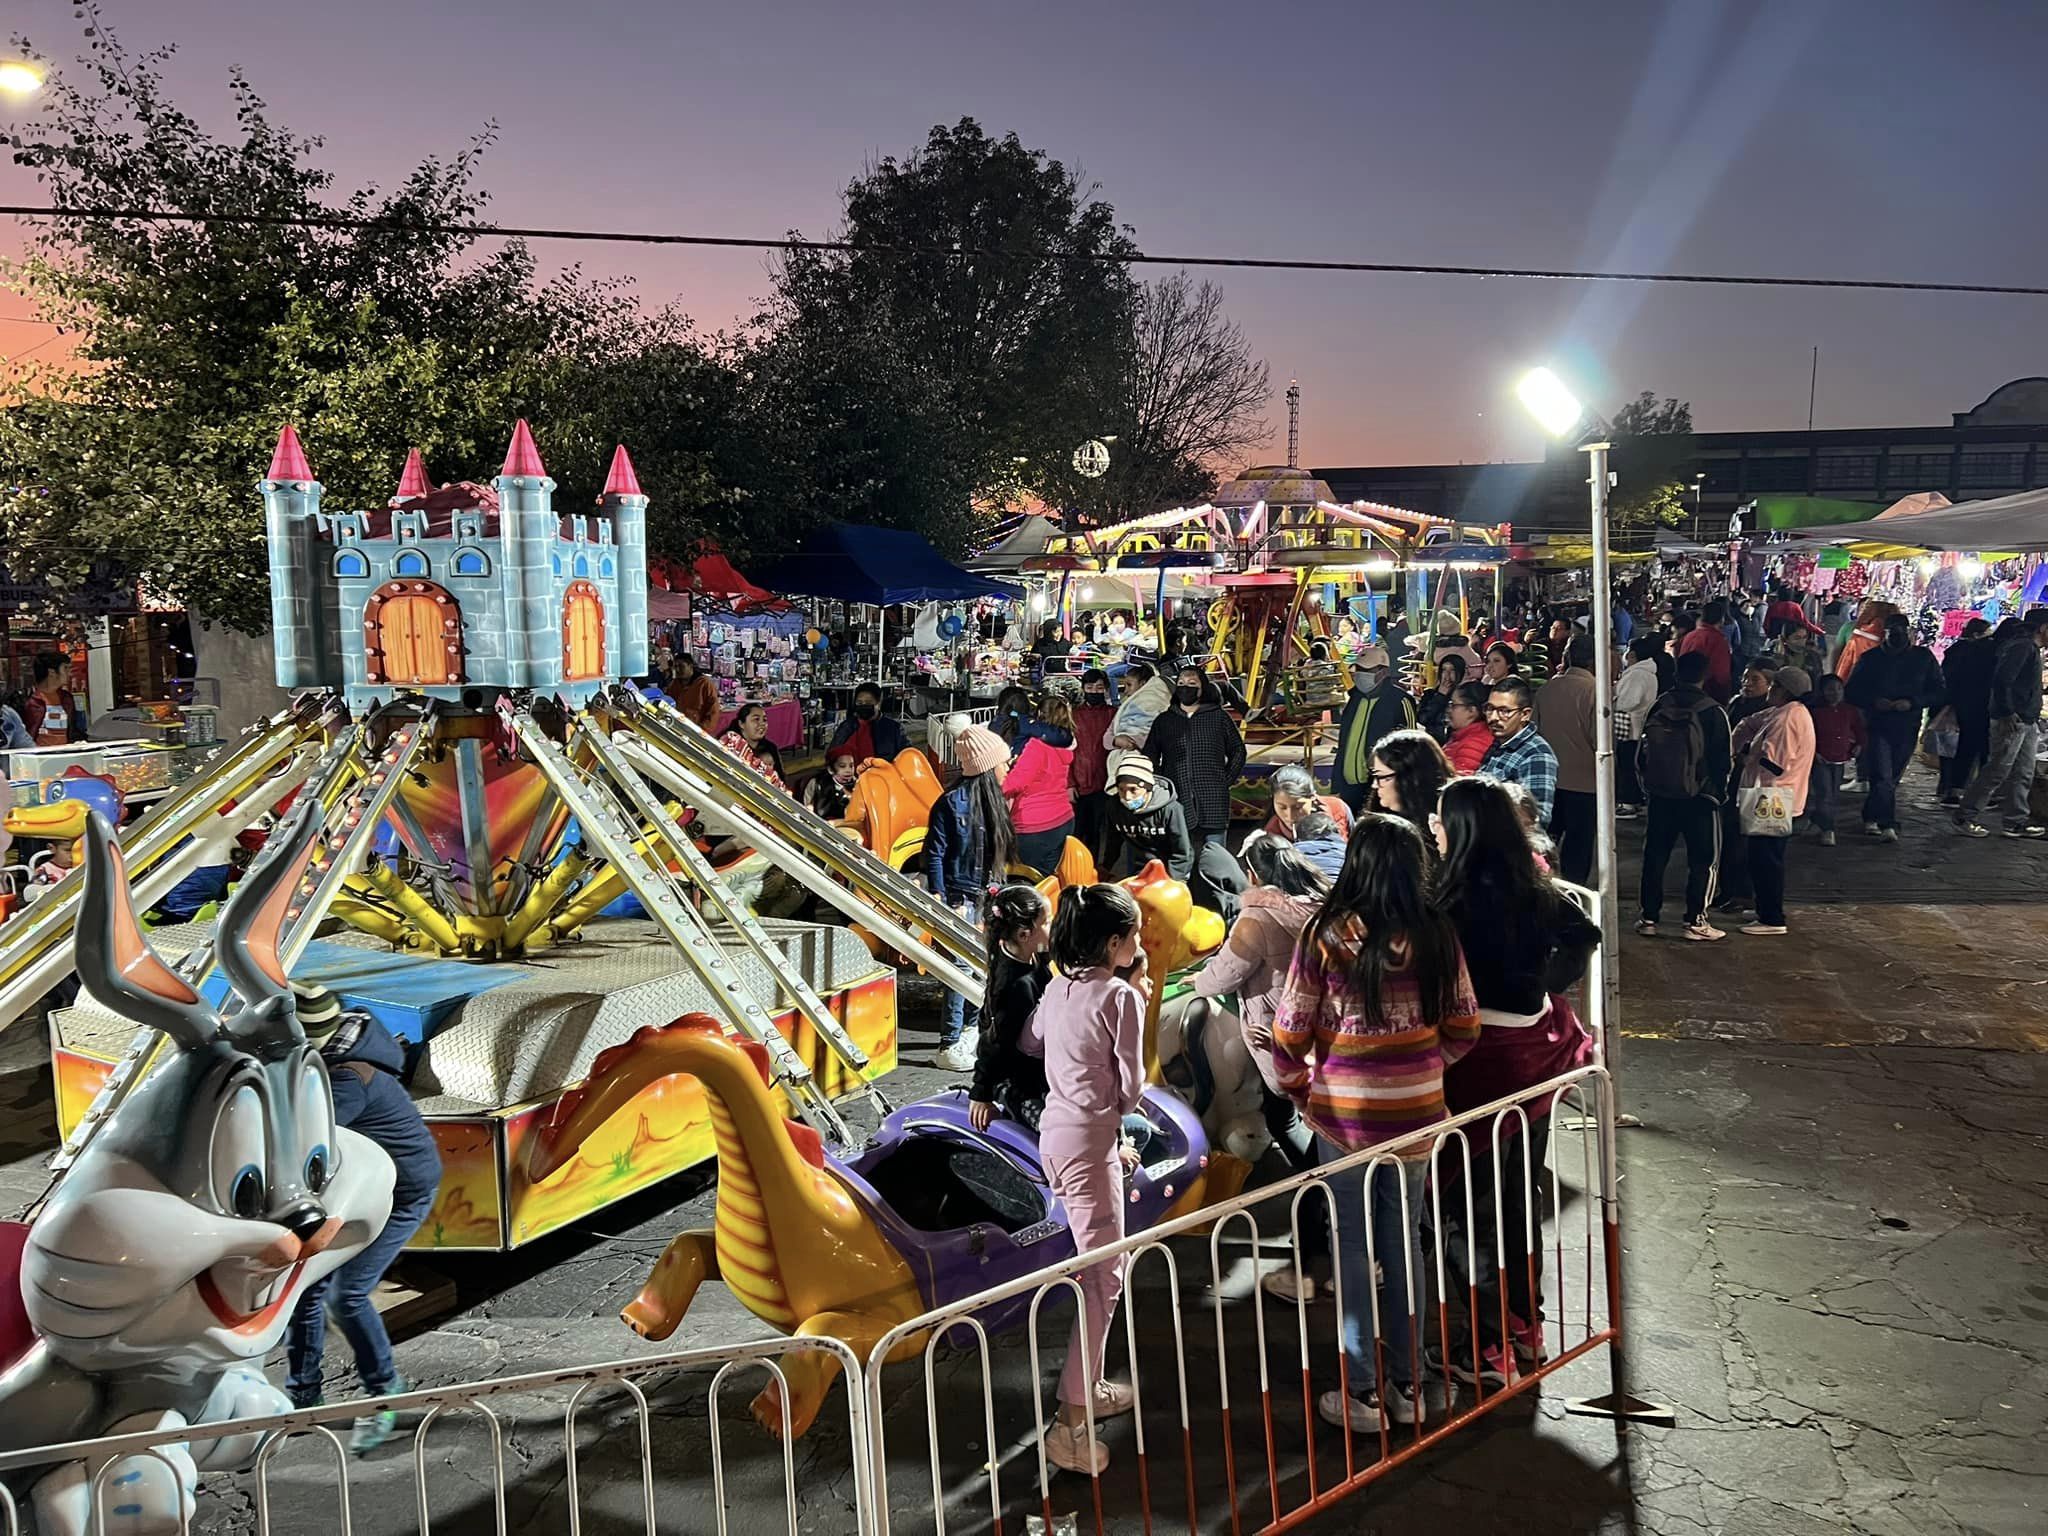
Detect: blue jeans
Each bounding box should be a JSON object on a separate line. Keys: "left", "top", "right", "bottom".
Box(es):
{"left": 940, "top": 896, "right": 982, "bottom": 1047}
{"left": 1319, "top": 1144, "right": 1426, "bottom": 1394}
{"left": 286, "top": 1183, "right": 437, "bottom": 1403}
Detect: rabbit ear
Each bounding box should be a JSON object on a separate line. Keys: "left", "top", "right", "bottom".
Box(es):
{"left": 216, "top": 798, "right": 324, "bottom": 1027}
{"left": 75, "top": 813, "right": 220, "bottom": 1050}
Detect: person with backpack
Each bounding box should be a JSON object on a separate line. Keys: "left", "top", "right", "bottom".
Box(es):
{"left": 1636, "top": 651, "right": 1733, "bottom": 941}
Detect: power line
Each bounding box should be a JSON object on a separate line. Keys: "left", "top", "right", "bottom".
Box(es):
{"left": 1, "top": 203, "right": 2043, "bottom": 298}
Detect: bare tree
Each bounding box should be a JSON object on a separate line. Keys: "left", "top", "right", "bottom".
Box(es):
{"left": 1052, "top": 274, "right": 1270, "bottom": 523}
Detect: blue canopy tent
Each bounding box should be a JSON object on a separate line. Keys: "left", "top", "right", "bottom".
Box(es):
{"left": 751, "top": 521, "right": 1019, "bottom": 604}
{"left": 751, "top": 522, "right": 1019, "bottom": 682}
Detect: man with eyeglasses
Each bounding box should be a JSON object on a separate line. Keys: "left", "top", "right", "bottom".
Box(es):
{"left": 1479, "top": 676, "right": 1558, "bottom": 825}
{"left": 1331, "top": 645, "right": 1416, "bottom": 816}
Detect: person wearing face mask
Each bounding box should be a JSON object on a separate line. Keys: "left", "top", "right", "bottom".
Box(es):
{"left": 1098, "top": 751, "right": 1194, "bottom": 882}
{"left": 1070, "top": 669, "right": 1118, "bottom": 852}
{"left": 1143, "top": 666, "right": 1246, "bottom": 850}
{"left": 1844, "top": 614, "right": 1945, "bottom": 842}
{"left": 805, "top": 752, "right": 861, "bottom": 820}
{"left": 1331, "top": 645, "right": 1416, "bottom": 817}
{"left": 829, "top": 681, "right": 908, "bottom": 763}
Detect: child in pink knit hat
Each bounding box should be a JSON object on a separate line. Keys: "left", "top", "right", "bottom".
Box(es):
{"left": 927, "top": 723, "right": 1017, "bottom": 1070}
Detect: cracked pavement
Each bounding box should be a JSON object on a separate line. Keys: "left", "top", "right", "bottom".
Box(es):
{"left": 0, "top": 766, "right": 2038, "bottom": 1533}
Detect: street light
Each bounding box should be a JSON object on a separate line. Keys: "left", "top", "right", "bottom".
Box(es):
{"left": 0, "top": 61, "right": 43, "bottom": 98}
{"left": 1514, "top": 365, "right": 1675, "bottom": 1431}
{"left": 1692, "top": 472, "right": 1706, "bottom": 542}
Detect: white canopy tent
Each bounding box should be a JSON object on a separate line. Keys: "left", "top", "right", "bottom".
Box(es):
{"left": 1824, "top": 487, "right": 2048, "bottom": 552}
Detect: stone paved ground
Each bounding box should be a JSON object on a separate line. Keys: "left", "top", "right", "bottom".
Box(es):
{"left": 0, "top": 754, "right": 2039, "bottom": 1534}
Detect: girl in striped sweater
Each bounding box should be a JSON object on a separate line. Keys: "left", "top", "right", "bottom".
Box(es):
{"left": 1273, "top": 813, "right": 1481, "bottom": 1433}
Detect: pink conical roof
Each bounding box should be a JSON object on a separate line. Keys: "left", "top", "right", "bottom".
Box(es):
{"left": 501, "top": 418, "right": 547, "bottom": 478}
{"left": 601, "top": 443, "right": 643, "bottom": 498}
{"left": 393, "top": 448, "right": 430, "bottom": 501}
{"left": 268, "top": 424, "right": 313, "bottom": 482}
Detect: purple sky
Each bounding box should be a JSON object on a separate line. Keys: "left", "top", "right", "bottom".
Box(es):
{"left": 4, "top": 0, "right": 2047, "bottom": 467}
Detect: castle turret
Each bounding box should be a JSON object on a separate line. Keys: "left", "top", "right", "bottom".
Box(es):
{"left": 601, "top": 444, "right": 650, "bottom": 677}
{"left": 496, "top": 419, "right": 560, "bottom": 692}
{"left": 392, "top": 447, "right": 431, "bottom": 503}
{"left": 261, "top": 424, "right": 326, "bottom": 689}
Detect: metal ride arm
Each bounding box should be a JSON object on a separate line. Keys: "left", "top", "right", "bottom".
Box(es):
{"left": 509, "top": 714, "right": 852, "bottom": 1144}
{"left": 614, "top": 738, "right": 986, "bottom": 1007}
{"left": 626, "top": 697, "right": 986, "bottom": 978}
{"left": 46, "top": 711, "right": 433, "bottom": 1180}
{"left": 0, "top": 703, "right": 322, "bottom": 1030}
{"left": 574, "top": 719, "right": 876, "bottom": 1083}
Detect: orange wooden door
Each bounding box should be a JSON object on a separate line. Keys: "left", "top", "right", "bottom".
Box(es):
{"left": 563, "top": 586, "right": 605, "bottom": 680}
{"left": 379, "top": 594, "right": 449, "bottom": 684}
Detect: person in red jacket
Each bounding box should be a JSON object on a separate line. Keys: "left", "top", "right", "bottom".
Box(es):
{"left": 1677, "top": 598, "right": 1735, "bottom": 702}
{"left": 1443, "top": 682, "right": 1495, "bottom": 774}
{"left": 1069, "top": 669, "right": 1117, "bottom": 852}
{"left": 1803, "top": 672, "right": 1865, "bottom": 845}
{"left": 1004, "top": 692, "right": 1077, "bottom": 874}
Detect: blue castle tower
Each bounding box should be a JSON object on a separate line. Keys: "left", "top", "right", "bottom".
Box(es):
{"left": 261, "top": 422, "right": 650, "bottom": 711}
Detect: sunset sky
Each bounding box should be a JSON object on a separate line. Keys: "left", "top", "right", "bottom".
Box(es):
{"left": 3, "top": 0, "right": 2046, "bottom": 468}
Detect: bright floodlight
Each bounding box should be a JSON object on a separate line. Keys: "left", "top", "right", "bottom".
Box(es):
{"left": 1517, "top": 367, "right": 1584, "bottom": 439}
{"left": 0, "top": 61, "right": 43, "bottom": 96}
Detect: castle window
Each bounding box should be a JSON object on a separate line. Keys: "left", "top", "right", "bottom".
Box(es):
{"left": 600, "top": 557, "right": 615, "bottom": 578}
{"left": 551, "top": 553, "right": 563, "bottom": 578}
{"left": 451, "top": 547, "right": 491, "bottom": 577}
{"left": 574, "top": 553, "right": 590, "bottom": 578}
{"left": 393, "top": 549, "right": 430, "bottom": 577}
{"left": 333, "top": 549, "right": 369, "bottom": 579}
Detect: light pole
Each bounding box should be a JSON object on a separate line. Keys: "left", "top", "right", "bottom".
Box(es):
{"left": 1691, "top": 473, "right": 1705, "bottom": 543}
{"left": 1515, "top": 366, "right": 1675, "bottom": 1430}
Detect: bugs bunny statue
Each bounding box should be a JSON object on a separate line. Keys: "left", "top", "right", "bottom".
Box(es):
{"left": 0, "top": 807, "right": 395, "bottom": 1536}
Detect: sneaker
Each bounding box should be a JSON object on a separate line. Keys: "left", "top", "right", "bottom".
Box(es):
{"left": 1088, "top": 1379, "right": 1136, "bottom": 1419}
{"left": 1876, "top": 827, "right": 1899, "bottom": 843}
{"left": 1954, "top": 819, "right": 1991, "bottom": 838}
{"left": 1862, "top": 822, "right": 1880, "bottom": 836}
{"left": 1684, "top": 919, "right": 1725, "bottom": 942}
{"left": 933, "top": 1038, "right": 977, "bottom": 1072}
{"left": 1739, "top": 923, "right": 1788, "bottom": 936}
{"left": 1633, "top": 917, "right": 1657, "bottom": 936}
{"left": 1316, "top": 1382, "right": 1424, "bottom": 1432}
{"left": 1043, "top": 1418, "right": 1108, "bottom": 1475}
{"left": 1818, "top": 830, "right": 1837, "bottom": 847}
{"left": 1260, "top": 1265, "right": 1329, "bottom": 1304}
{"left": 1614, "top": 804, "right": 1642, "bottom": 820}
{"left": 349, "top": 1375, "right": 407, "bottom": 1457}
{"left": 1940, "top": 792, "right": 1964, "bottom": 808}
{"left": 1710, "top": 897, "right": 1749, "bottom": 916}
{"left": 2001, "top": 824, "right": 2048, "bottom": 840}
{"left": 1508, "top": 1315, "right": 1549, "bottom": 1369}
{"left": 1439, "top": 1344, "right": 1511, "bottom": 1392}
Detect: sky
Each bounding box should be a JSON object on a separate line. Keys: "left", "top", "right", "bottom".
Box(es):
{"left": 3, "top": 0, "right": 2047, "bottom": 470}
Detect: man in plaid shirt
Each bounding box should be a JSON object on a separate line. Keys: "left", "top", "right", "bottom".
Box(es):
{"left": 1480, "top": 676, "right": 1559, "bottom": 823}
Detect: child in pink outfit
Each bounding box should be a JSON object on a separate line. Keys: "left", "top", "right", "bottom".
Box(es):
{"left": 1031, "top": 883, "right": 1149, "bottom": 1475}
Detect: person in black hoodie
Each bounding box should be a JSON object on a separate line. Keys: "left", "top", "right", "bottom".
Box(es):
{"left": 1937, "top": 617, "right": 1996, "bottom": 805}
{"left": 1845, "top": 614, "right": 1945, "bottom": 841}
{"left": 1098, "top": 751, "right": 1194, "bottom": 880}
{"left": 1143, "top": 665, "right": 1246, "bottom": 848}
{"left": 968, "top": 885, "right": 1053, "bottom": 1131}
{"left": 284, "top": 984, "right": 443, "bottom": 1450}
{"left": 1430, "top": 775, "right": 1599, "bottom": 1384}
{"left": 1955, "top": 607, "right": 2048, "bottom": 838}
{"left": 1636, "top": 651, "right": 1734, "bottom": 940}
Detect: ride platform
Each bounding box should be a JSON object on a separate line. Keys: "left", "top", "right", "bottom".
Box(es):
{"left": 48, "top": 916, "right": 896, "bottom": 1250}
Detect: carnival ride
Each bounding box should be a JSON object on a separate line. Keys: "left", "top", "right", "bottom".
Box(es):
{"left": 6, "top": 423, "right": 992, "bottom": 1254}
{"left": 530, "top": 858, "right": 1240, "bottom": 1438}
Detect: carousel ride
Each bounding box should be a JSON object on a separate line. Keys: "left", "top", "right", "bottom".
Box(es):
{"left": 0, "top": 423, "right": 1257, "bottom": 1515}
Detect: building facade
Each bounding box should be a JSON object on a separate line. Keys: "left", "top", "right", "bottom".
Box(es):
{"left": 1317, "top": 377, "right": 2048, "bottom": 539}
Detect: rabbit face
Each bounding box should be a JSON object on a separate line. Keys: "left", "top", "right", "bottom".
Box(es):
{"left": 23, "top": 1039, "right": 394, "bottom": 1373}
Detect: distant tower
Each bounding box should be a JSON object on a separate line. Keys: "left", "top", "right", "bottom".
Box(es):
{"left": 496, "top": 419, "right": 560, "bottom": 693}
{"left": 261, "top": 424, "right": 325, "bottom": 689}
{"left": 600, "top": 444, "right": 650, "bottom": 678}
{"left": 1286, "top": 380, "right": 1301, "bottom": 469}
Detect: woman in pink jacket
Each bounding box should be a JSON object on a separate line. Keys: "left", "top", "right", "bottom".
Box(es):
{"left": 1731, "top": 666, "right": 1818, "bottom": 937}
{"left": 1003, "top": 692, "right": 1077, "bottom": 874}
{"left": 1191, "top": 832, "right": 1332, "bottom": 1301}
